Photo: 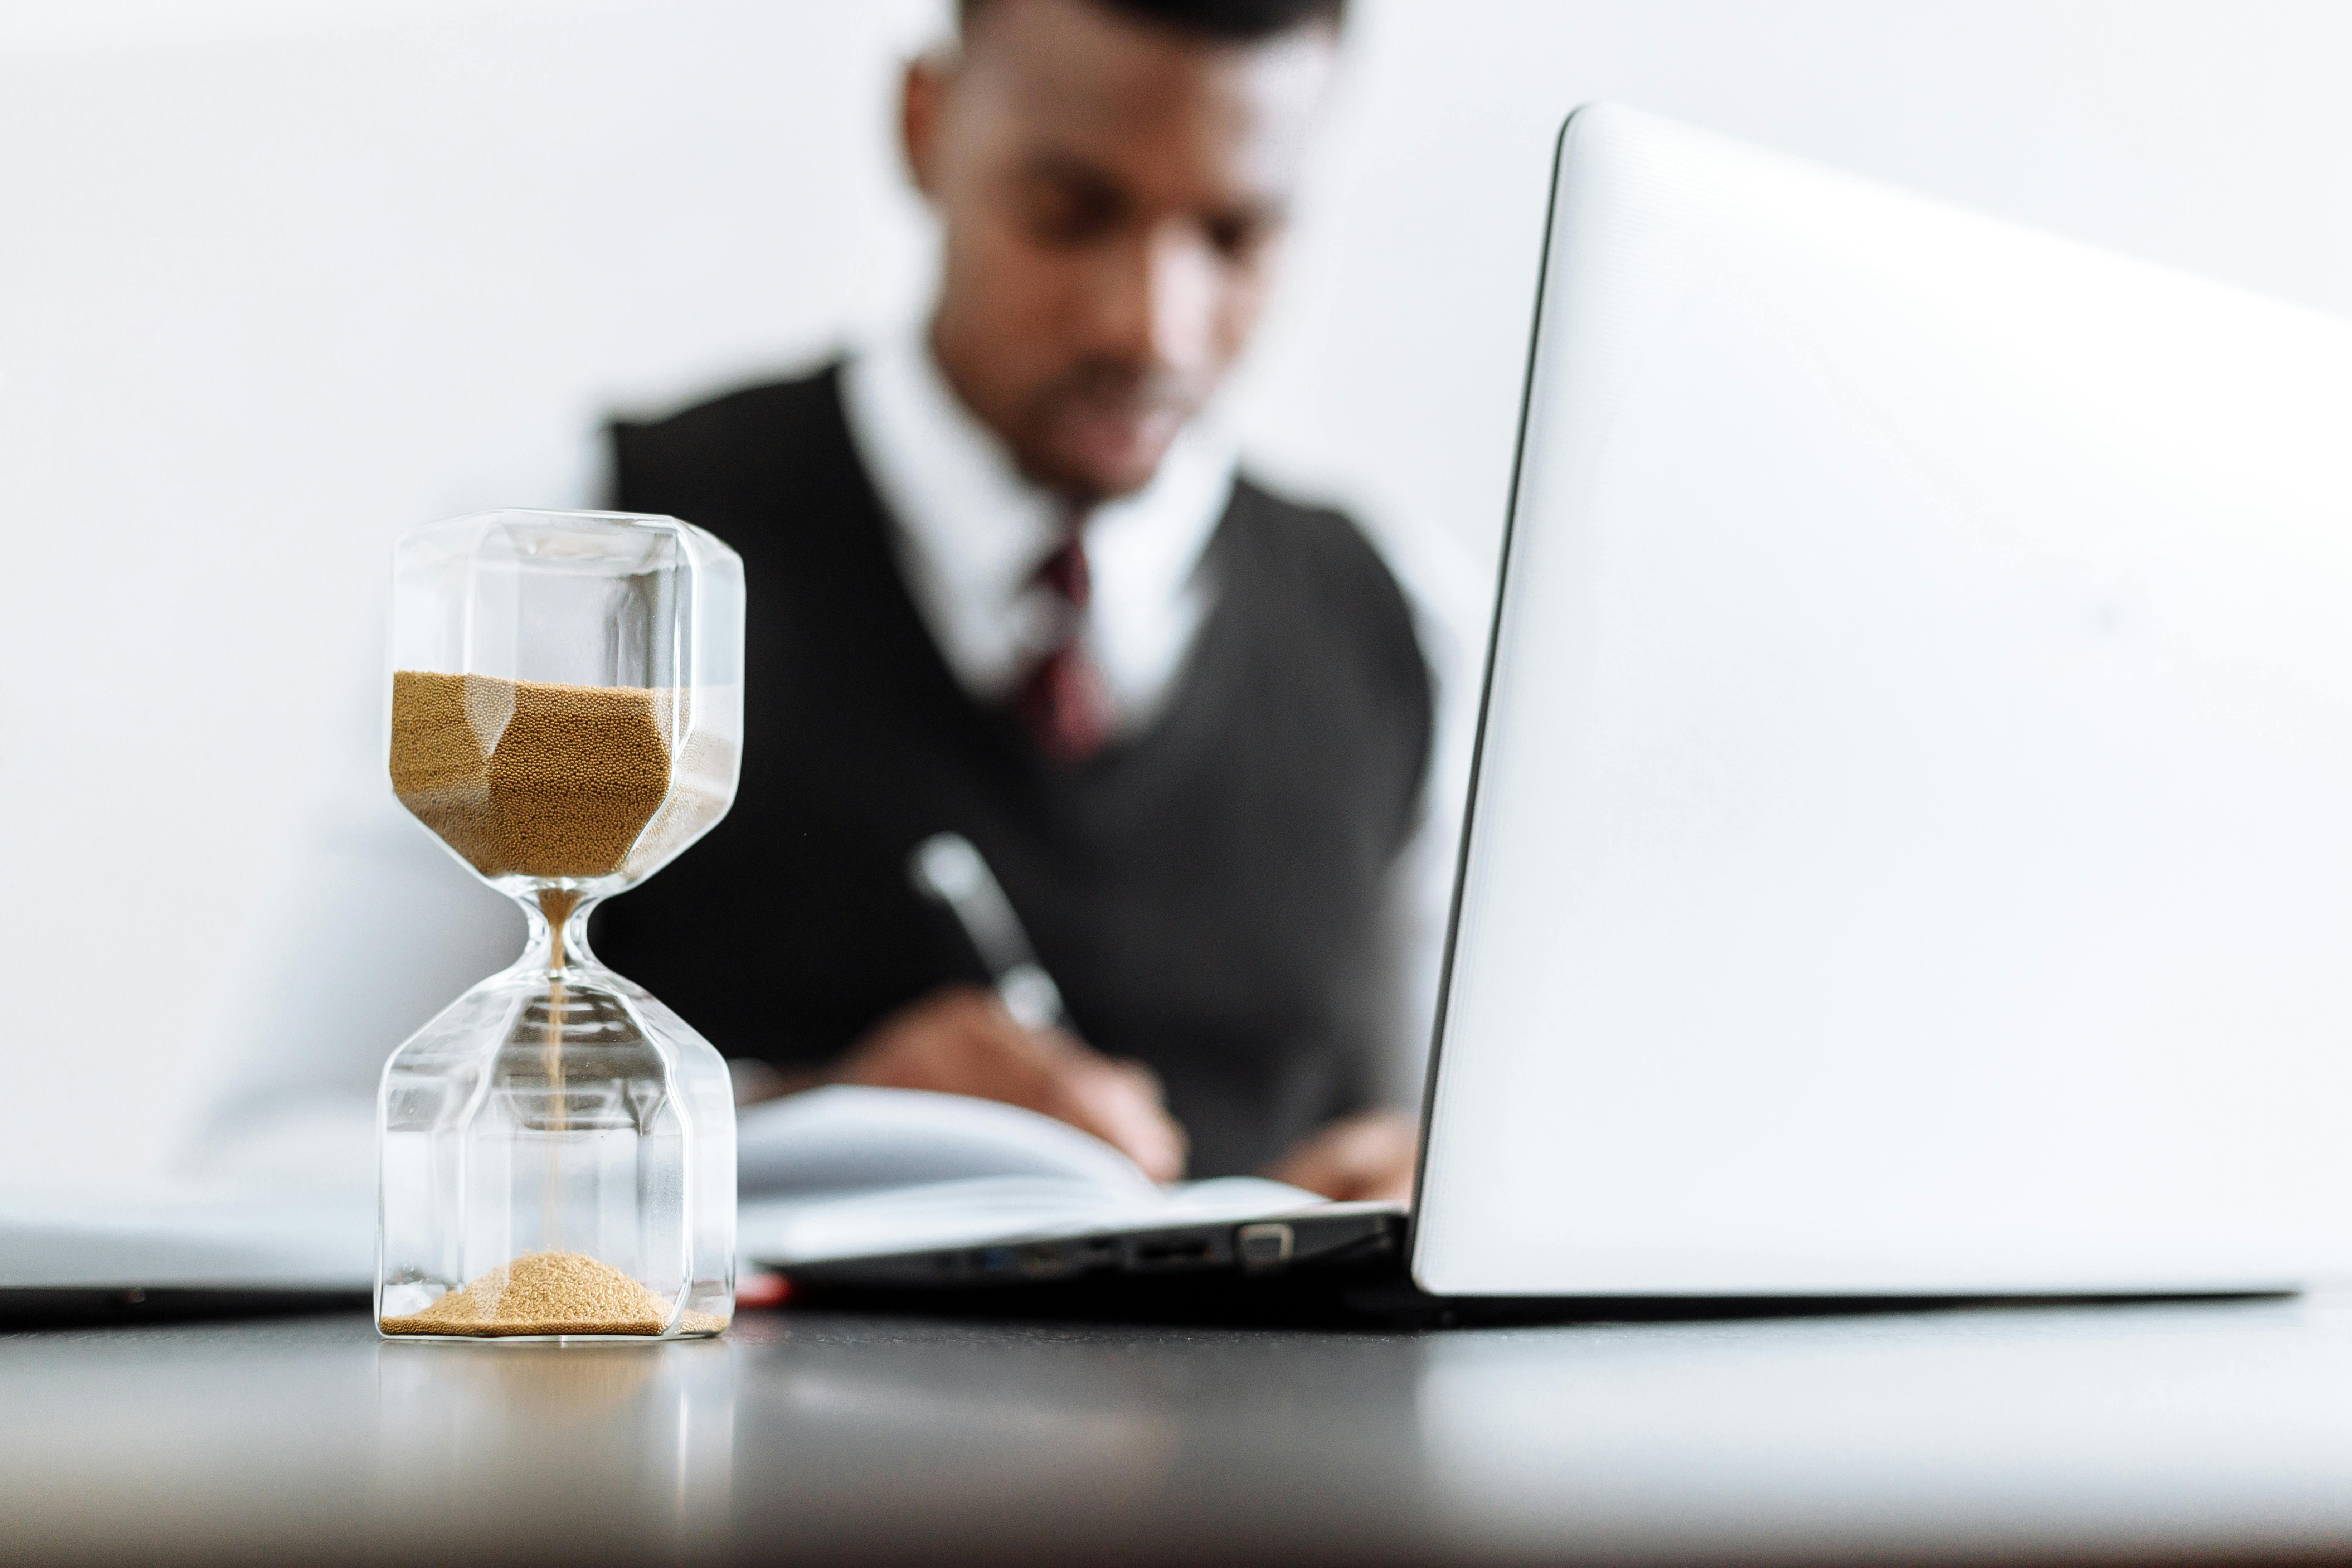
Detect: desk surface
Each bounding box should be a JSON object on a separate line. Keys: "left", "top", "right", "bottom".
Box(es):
{"left": 7, "top": 1297, "right": 2352, "bottom": 1565}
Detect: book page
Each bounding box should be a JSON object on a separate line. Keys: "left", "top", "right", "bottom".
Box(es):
{"left": 736, "top": 1086, "right": 1161, "bottom": 1197}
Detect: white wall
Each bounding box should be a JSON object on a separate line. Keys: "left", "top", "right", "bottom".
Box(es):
{"left": 4, "top": 0, "right": 2348, "bottom": 1187}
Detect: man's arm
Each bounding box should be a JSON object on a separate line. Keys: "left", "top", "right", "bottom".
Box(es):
{"left": 1268, "top": 518, "right": 1487, "bottom": 1202}
{"left": 731, "top": 985, "right": 1190, "bottom": 1183}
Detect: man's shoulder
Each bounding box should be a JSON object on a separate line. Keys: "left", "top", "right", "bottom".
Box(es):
{"left": 1226, "top": 473, "right": 1415, "bottom": 627}
{"left": 609, "top": 361, "right": 854, "bottom": 514}
{"left": 616, "top": 361, "right": 841, "bottom": 440}
{"left": 1220, "top": 473, "right": 1436, "bottom": 838}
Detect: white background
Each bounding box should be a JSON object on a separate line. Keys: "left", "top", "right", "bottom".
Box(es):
{"left": 3, "top": 0, "right": 2348, "bottom": 1188}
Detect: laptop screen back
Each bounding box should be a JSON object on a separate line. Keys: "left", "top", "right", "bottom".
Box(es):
{"left": 1415, "top": 105, "right": 2352, "bottom": 1297}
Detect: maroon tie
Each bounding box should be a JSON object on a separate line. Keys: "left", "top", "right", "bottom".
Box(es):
{"left": 1015, "top": 530, "right": 1114, "bottom": 763}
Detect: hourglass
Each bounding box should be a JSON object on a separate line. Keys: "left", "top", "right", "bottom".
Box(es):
{"left": 376, "top": 510, "right": 744, "bottom": 1340}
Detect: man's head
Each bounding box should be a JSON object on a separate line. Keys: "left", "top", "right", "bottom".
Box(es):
{"left": 904, "top": 0, "right": 1344, "bottom": 502}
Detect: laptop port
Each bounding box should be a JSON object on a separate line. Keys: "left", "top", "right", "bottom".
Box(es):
{"left": 1016, "top": 1243, "right": 1082, "bottom": 1280}
{"left": 1236, "top": 1222, "right": 1294, "bottom": 1271}
{"left": 1123, "top": 1230, "right": 1227, "bottom": 1272}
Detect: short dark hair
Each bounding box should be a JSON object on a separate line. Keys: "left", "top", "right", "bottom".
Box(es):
{"left": 959, "top": 0, "right": 1346, "bottom": 43}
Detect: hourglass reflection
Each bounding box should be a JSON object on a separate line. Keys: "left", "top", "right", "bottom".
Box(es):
{"left": 377, "top": 510, "right": 743, "bottom": 1340}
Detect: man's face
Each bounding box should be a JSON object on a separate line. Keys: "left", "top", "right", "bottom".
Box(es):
{"left": 907, "top": 0, "right": 1338, "bottom": 501}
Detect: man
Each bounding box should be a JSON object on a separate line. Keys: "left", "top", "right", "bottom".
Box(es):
{"left": 597, "top": 0, "right": 1459, "bottom": 1201}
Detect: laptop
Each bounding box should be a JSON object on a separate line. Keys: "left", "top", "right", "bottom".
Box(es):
{"left": 775, "top": 102, "right": 2352, "bottom": 1311}
{"left": 0, "top": 1190, "right": 375, "bottom": 1328}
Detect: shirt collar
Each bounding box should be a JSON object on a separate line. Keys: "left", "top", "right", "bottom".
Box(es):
{"left": 840, "top": 320, "right": 1236, "bottom": 714}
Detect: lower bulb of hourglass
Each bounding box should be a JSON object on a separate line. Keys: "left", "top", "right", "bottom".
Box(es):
{"left": 376, "top": 892, "right": 735, "bottom": 1340}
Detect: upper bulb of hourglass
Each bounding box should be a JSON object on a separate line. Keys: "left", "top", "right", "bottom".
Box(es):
{"left": 388, "top": 673, "right": 737, "bottom": 920}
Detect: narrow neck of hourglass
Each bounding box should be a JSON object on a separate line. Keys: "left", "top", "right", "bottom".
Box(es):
{"left": 517, "top": 887, "right": 602, "bottom": 975}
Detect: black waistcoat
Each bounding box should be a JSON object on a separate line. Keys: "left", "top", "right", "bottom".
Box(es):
{"left": 594, "top": 365, "right": 1433, "bottom": 1176}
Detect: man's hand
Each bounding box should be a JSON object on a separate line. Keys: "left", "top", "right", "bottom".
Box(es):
{"left": 831, "top": 985, "right": 1189, "bottom": 1183}
{"left": 1265, "top": 1110, "right": 1419, "bottom": 1204}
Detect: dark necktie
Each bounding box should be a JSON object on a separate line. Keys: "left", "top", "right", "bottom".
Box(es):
{"left": 1015, "top": 526, "right": 1114, "bottom": 763}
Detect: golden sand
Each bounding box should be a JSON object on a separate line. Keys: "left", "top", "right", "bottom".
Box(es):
{"left": 380, "top": 1250, "right": 724, "bottom": 1338}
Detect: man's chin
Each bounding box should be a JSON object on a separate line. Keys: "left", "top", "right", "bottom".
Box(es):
{"left": 1042, "top": 408, "right": 1187, "bottom": 502}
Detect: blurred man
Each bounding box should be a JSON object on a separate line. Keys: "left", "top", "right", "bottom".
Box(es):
{"left": 599, "top": 0, "right": 1461, "bottom": 1200}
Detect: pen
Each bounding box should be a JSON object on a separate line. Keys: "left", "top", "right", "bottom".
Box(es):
{"left": 907, "top": 832, "right": 1066, "bottom": 1031}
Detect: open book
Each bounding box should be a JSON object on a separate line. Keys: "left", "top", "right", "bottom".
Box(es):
{"left": 0, "top": 1088, "right": 1327, "bottom": 1298}
{"left": 737, "top": 1086, "right": 1329, "bottom": 1267}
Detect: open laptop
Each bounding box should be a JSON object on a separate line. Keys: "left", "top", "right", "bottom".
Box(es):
{"left": 0, "top": 1191, "right": 375, "bottom": 1328}
{"left": 777, "top": 102, "right": 2352, "bottom": 1311}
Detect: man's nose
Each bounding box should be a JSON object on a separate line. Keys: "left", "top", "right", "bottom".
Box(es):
{"left": 1090, "top": 222, "right": 1219, "bottom": 375}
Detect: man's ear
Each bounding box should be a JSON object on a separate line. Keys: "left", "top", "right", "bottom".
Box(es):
{"left": 900, "top": 51, "right": 952, "bottom": 203}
